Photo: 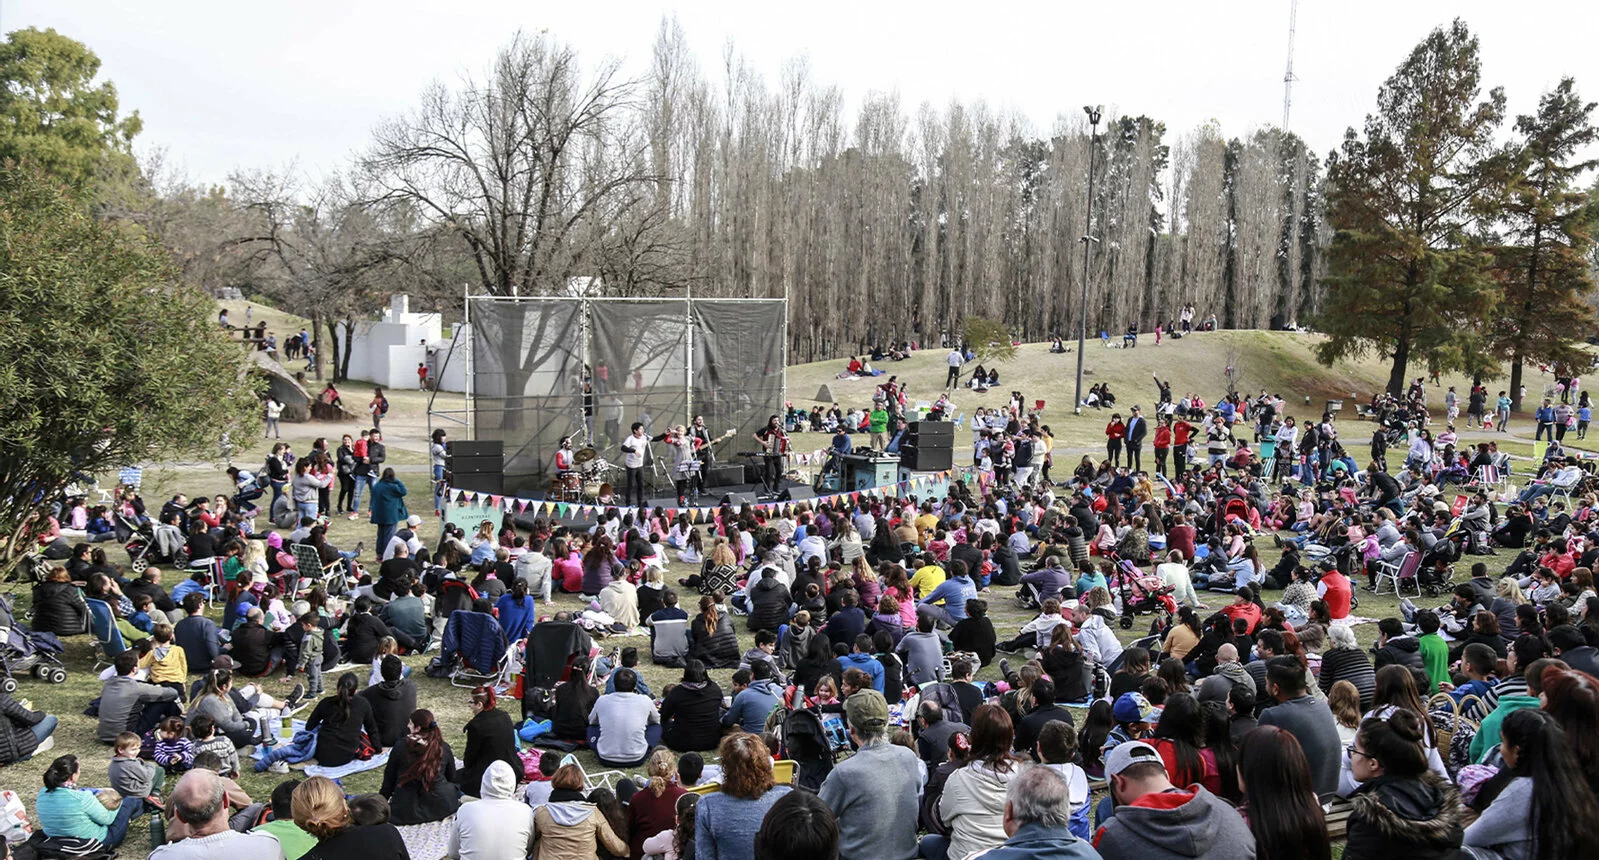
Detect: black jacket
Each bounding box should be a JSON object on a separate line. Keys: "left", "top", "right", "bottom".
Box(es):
{"left": 307, "top": 694, "right": 382, "bottom": 767}
{"left": 1374, "top": 636, "right": 1425, "bottom": 672}
{"left": 690, "top": 612, "right": 741, "bottom": 669}
{"left": 380, "top": 737, "right": 461, "bottom": 825}
{"left": 125, "top": 578, "right": 175, "bottom": 613}
{"left": 229, "top": 620, "right": 277, "bottom": 676}
{"left": 659, "top": 680, "right": 724, "bottom": 752}
{"left": 360, "top": 679, "right": 418, "bottom": 749}
{"left": 747, "top": 577, "right": 791, "bottom": 632}
{"left": 1344, "top": 773, "right": 1464, "bottom": 860}
{"left": 1016, "top": 704, "right": 1076, "bottom": 757}
{"left": 342, "top": 612, "right": 392, "bottom": 665}
{"left": 458, "top": 708, "right": 520, "bottom": 798}
{"left": 1039, "top": 645, "right": 1089, "bottom": 703}
{"left": 30, "top": 580, "right": 88, "bottom": 636}
{"left": 551, "top": 681, "right": 599, "bottom": 741}
{"left": 951, "top": 616, "right": 996, "bottom": 667}
{"left": 0, "top": 692, "right": 46, "bottom": 765}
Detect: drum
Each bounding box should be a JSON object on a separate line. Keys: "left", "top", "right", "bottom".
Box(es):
{"left": 559, "top": 473, "right": 582, "bottom": 492}
{"left": 584, "top": 482, "right": 602, "bottom": 499}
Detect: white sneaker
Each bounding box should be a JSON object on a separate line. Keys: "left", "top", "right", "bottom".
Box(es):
{"left": 267, "top": 761, "right": 289, "bottom": 774}
{"left": 34, "top": 735, "right": 55, "bottom": 755}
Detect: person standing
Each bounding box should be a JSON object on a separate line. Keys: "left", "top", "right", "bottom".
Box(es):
{"left": 335, "top": 435, "right": 357, "bottom": 515}
{"left": 1496, "top": 390, "right": 1512, "bottom": 432}
{"left": 264, "top": 398, "right": 283, "bottom": 439}
{"left": 869, "top": 402, "right": 890, "bottom": 451}
{"left": 368, "top": 388, "right": 388, "bottom": 432}
{"left": 368, "top": 468, "right": 409, "bottom": 558}
{"left": 1534, "top": 398, "right": 1555, "bottom": 441}
{"left": 621, "top": 423, "right": 649, "bottom": 508}
{"left": 1124, "top": 406, "right": 1147, "bottom": 474}
{"left": 1105, "top": 414, "right": 1126, "bottom": 469}
{"left": 945, "top": 347, "right": 964, "bottom": 390}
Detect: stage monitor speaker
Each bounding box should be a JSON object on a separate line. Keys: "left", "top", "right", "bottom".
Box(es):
{"left": 722, "top": 491, "right": 759, "bottom": 506}
{"left": 704, "top": 464, "right": 745, "bottom": 487}
{"left": 446, "top": 455, "right": 502, "bottom": 475}
{"left": 908, "top": 421, "right": 955, "bottom": 442}
{"left": 647, "top": 497, "right": 681, "bottom": 510}
{"left": 901, "top": 446, "right": 953, "bottom": 473}
{"left": 782, "top": 486, "right": 816, "bottom": 502}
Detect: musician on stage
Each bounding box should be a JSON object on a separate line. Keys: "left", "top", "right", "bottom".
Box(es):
{"left": 752, "top": 414, "right": 787, "bottom": 493}
{"left": 620, "top": 422, "right": 649, "bottom": 507}
{"left": 554, "top": 437, "right": 576, "bottom": 476}
{"left": 652, "top": 425, "right": 698, "bottom": 504}
{"left": 689, "top": 415, "right": 714, "bottom": 495}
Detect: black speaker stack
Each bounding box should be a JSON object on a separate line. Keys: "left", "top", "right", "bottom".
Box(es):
{"left": 445, "top": 439, "right": 504, "bottom": 495}
{"left": 901, "top": 420, "right": 954, "bottom": 472}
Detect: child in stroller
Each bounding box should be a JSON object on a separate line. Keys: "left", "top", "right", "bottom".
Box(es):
{"left": 0, "top": 595, "right": 69, "bottom": 691}
{"left": 119, "top": 513, "right": 185, "bottom": 574}
{"left": 1108, "top": 559, "right": 1176, "bottom": 630}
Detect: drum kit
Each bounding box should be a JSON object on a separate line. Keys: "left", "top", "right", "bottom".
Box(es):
{"left": 549, "top": 445, "right": 616, "bottom": 502}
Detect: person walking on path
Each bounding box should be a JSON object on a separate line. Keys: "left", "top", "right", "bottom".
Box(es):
{"left": 368, "top": 468, "right": 409, "bottom": 559}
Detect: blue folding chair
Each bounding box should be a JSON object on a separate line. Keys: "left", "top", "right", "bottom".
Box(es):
{"left": 86, "top": 598, "right": 126, "bottom": 671}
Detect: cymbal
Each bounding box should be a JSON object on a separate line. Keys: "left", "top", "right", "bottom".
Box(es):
{"left": 575, "top": 447, "right": 598, "bottom": 464}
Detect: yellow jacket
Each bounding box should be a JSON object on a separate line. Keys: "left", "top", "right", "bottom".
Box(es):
{"left": 139, "top": 643, "right": 187, "bottom": 684}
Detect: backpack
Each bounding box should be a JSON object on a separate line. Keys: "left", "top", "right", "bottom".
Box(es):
{"left": 379, "top": 397, "right": 390, "bottom": 416}
{"left": 918, "top": 682, "right": 965, "bottom": 726}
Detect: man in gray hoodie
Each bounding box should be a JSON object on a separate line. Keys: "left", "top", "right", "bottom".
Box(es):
{"left": 819, "top": 689, "right": 923, "bottom": 860}
{"left": 1196, "top": 644, "right": 1256, "bottom": 705}
{"left": 1092, "top": 741, "right": 1256, "bottom": 860}
{"left": 97, "top": 650, "right": 180, "bottom": 744}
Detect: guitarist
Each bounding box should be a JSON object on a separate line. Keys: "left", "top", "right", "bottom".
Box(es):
{"left": 689, "top": 415, "right": 722, "bottom": 496}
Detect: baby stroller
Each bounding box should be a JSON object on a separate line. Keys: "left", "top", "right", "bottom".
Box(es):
{"left": 1414, "top": 518, "right": 1464, "bottom": 597}
{"left": 0, "top": 595, "right": 68, "bottom": 692}
{"left": 778, "top": 707, "right": 838, "bottom": 792}
{"left": 1110, "top": 559, "right": 1176, "bottom": 630}
{"left": 119, "top": 513, "right": 183, "bottom": 574}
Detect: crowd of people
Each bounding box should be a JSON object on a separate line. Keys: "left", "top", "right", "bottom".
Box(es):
{"left": 9, "top": 364, "right": 1599, "bottom": 860}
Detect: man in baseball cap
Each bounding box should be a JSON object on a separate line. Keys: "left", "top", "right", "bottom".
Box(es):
{"left": 1092, "top": 740, "right": 1257, "bottom": 859}
{"left": 818, "top": 689, "right": 922, "bottom": 860}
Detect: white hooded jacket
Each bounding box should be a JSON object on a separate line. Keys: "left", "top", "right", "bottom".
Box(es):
{"left": 447, "top": 760, "right": 535, "bottom": 860}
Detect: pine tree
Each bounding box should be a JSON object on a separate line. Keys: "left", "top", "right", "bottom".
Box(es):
{"left": 1488, "top": 78, "right": 1599, "bottom": 410}
{"left": 1314, "top": 20, "right": 1505, "bottom": 395}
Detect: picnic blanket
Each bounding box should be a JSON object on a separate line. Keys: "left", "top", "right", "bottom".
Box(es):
{"left": 303, "top": 748, "right": 390, "bottom": 779}
{"left": 1331, "top": 615, "right": 1378, "bottom": 627}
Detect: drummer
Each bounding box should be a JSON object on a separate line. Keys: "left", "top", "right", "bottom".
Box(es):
{"left": 554, "top": 437, "right": 577, "bottom": 476}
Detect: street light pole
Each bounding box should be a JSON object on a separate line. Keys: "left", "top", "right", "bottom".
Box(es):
{"left": 1073, "top": 105, "right": 1103, "bottom": 416}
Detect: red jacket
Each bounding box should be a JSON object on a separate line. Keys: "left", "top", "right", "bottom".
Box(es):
{"left": 1221, "top": 601, "right": 1262, "bottom": 634}
{"left": 1173, "top": 421, "right": 1194, "bottom": 447}
{"left": 1320, "top": 571, "right": 1352, "bottom": 620}
{"left": 1106, "top": 422, "right": 1127, "bottom": 441}
{"left": 1154, "top": 426, "right": 1172, "bottom": 449}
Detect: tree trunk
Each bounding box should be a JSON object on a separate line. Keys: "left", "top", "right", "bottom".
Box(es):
{"left": 1510, "top": 357, "right": 1525, "bottom": 412}
{"left": 323, "top": 317, "right": 344, "bottom": 382}
{"left": 309, "top": 311, "right": 324, "bottom": 380}
{"left": 338, "top": 318, "right": 356, "bottom": 382}
{"left": 1387, "top": 333, "right": 1410, "bottom": 397}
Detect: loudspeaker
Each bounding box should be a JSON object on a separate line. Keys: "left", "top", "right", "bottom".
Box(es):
{"left": 782, "top": 486, "right": 816, "bottom": 502}
{"left": 447, "top": 440, "right": 503, "bottom": 458}
{"left": 451, "top": 471, "right": 503, "bottom": 495}
{"left": 722, "top": 491, "right": 759, "bottom": 506}
{"left": 704, "top": 464, "right": 744, "bottom": 487}
{"left": 901, "top": 446, "right": 953, "bottom": 472}
{"left": 447, "top": 455, "right": 502, "bottom": 475}
{"left": 908, "top": 420, "right": 955, "bottom": 442}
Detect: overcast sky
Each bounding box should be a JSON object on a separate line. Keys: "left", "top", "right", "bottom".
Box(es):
{"left": 10, "top": 1, "right": 1598, "bottom": 186}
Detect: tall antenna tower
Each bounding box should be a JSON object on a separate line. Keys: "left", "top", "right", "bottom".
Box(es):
{"left": 1282, "top": 0, "right": 1299, "bottom": 130}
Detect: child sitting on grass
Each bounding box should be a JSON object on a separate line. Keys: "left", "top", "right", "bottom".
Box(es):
{"left": 151, "top": 717, "right": 193, "bottom": 774}
{"left": 189, "top": 714, "right": 239, "bottom": 778}
{"left": 138, "top": 623, "right": 188, "bottom": 698}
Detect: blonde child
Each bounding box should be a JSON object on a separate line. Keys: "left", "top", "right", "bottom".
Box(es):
{"left": 138, "top": 623, "right": 187, "bottom": 698}
{"left": 813, "top": 675, "right": 841, "bottom": 707}
{"left": 108, "top": 731, "right": 163, "bottom": 803}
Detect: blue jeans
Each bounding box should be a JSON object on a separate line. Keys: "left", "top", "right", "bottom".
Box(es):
{"left": 918, "top": 834, "right": 949, "bottom": 860}
{"left": 352, "top": 475, "right": 372, "bottom": 512}
{"left": 296, "top": 501, "right": 318, "bottom": 520}
{"left": 105, "top": 794, "right": 145, "bottom": 848}
{"left": 19, "top": 714, "right": 58, "bottom": 760}
{"left": 375, "top": 523, "right": 397, "bottom": 560}
{"left": 269, "top": 480, "right": 287, "bottom": 507}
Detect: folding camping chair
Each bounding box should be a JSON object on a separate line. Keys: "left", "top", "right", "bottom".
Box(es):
{"left": 557, "top": 753, "right": 625, "bottom": 792}
{"left": 1373, "top": 551, "right": 1423, "bottom": 598}
{"left": 438, "top": 610, "right": 511, "bottom": 689}
{"left": 86, "top": 598, "right": 126, "bottom": 672}
{"left": 1259, "top": 440, "right": 1277, "bottom": 478}
{"left": 1471, "top": 465, "right": 1506, "bottom": 490}
{"left": 289, "top": 544, "right": 347, "bottom": 598}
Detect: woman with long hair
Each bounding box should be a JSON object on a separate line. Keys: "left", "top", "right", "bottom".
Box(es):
{"left": 381, "top": 708, "right": 461, "bottom": 859}
{"left": 935, "top": 704, "right": 1022, "bottom": 860}
{"left": 551, "top": 656, "right": 601, "bottom": 743}
{"left": 1342, "top": 709, "right": 1462, "bottom": 859}
{"left": 1465, "top": 708, "right": 1599, "bottom": 860}
{"left": 628, "top": 748, "right": 687, "bottom": 860}
{"left": 882, "top": 564, "right": 918, "bottom": 629}
{"left": 686, "top": 538, "right": 738, "bottom": 596}
{"left": 794, "top": 632, "right": 835, "bottom": 696}
{"left": 458, "top": 686, "right": 520, "bottom": 799}
{"left": 306, "top": 671, "right": 382, "bottom": 767}
{"left": 582, "top": 534, "right": 623, "bottom": 596}
{"left": 1150, "top": 693, "right": 1222, "bottom": 794}
{"left": 687, "top": 594, "right": 740, "bottom": 669}
{"left": 494, "top": 577, "right": 537, "bottom": 642}
{"left": 1162, "top": 605, "right": 1204, "bottom": 661}
{"left": 695, "top": 733, "right": 792, "bottom": 859}
{"left": 1038, "top": 623, "right": 1088, "bottom": 703}
{"left": 189, "top": 667, "right": 260, "bottom": 748}
{"left": 1236, "top": 726, "right": 1330, "bottom": 860}
{"left": 1343, "top": 665, "right": 1447, "bottom": 793}
{"left": 1537, "top": 665, "right": 1599, "bottom": 794}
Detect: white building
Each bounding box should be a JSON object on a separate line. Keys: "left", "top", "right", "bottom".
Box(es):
{"left": 343, "top": 295, "right": 469, "bottom": 392}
